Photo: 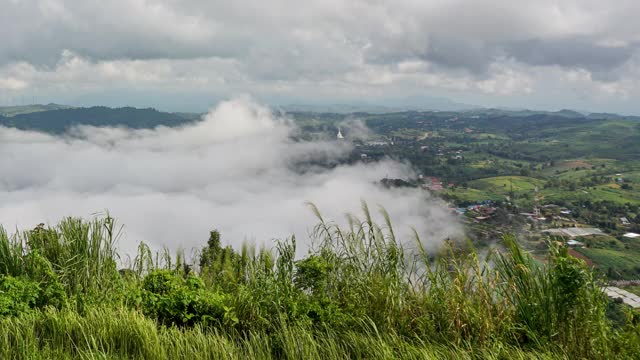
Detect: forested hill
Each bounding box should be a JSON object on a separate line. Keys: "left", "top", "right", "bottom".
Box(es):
{"left": 0, "top": 106, "right": 200, "bottom": 134}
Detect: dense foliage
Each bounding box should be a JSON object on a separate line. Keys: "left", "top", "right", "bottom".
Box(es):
{"left": 0, "top": 205, "right": 639, "bottom": 359}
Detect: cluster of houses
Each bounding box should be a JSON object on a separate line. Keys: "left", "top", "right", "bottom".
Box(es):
{"left": 418, "top": 175, "right": 456, "bottom": 192}
{"left": 451, "top": 201, "right": 497, "bottom": 221}
{"left": 364, "top": 140, "right": 389, "bottom": 146}
{"left": 420, "top": 176, "right": 444, "bottom": 191}
{"left": 418, "top": 143, "right": 465, "bottom": 160}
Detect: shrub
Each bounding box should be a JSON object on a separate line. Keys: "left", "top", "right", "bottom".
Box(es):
{"left": 138, "top": 270, "right": 229, "bottom": 327}
{"left": 0, "top": 275, "right": 39, "bottom": 316}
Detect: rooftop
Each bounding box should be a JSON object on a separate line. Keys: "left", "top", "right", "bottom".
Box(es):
{"left": 543, "top": 227, "right": 604, "bottom": 238}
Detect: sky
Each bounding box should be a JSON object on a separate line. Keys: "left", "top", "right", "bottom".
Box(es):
{"left": 0, "top": 98, "right": 462, "bottom": 253}
{"left": 2, "top": 0, "right": 640, "bottom": 113}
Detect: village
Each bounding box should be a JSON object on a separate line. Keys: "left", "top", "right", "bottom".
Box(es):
{"left": 335, "top": 112, "right": 640, "bottom": 306}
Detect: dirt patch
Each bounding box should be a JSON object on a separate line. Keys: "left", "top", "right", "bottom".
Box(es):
{"left": 568, "top": 248, "right": 593, "bottom": 266}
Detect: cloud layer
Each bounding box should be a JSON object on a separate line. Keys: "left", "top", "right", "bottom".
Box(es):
{"left": 3, "top": 1, "right": 640, "bottom": 112}
{"left": 0, "top": 99, "right": 460, "bottom": 254}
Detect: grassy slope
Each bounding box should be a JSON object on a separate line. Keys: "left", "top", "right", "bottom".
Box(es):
{"left": 446, "top": 176, "right": 545, "bottom": 203}
{"left": 575, "top": 247, "right": 640, "bottom": 279}
{"left": 472, "top": 176, "right": 544, "bottom": 192}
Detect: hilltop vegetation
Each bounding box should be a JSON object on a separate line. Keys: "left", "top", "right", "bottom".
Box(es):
{"left": 0, "top": 209, "right": 639, "bottom": 359}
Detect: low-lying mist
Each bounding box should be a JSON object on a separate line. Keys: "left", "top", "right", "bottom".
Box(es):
{"left": 0, "top": 98, "right": 461, "bottom": 254}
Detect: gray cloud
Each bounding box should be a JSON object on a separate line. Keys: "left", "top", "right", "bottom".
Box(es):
{"left": 3, "top": 1, "right": 639, "bottom": 72}
{"left": 0, "top": 98, "right": 461, "bottom": 255}
{"left": 4, "top": 1, "right": 640, "bottom": 112}
{"left": 504, "top": 38, "right": 637, "bottom": 77}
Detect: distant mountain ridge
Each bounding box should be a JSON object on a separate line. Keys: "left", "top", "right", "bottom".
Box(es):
{"left": 0, "top": 103, "right": 638, "bottom": 135}
{"left": 0, "top": 106, "right": 200, "bottom": 134}
{"left": 280, "top": 101, "right": 640, "bottom": 120}
{"left": 0, "top": 103, "right": 73, "bottom": 117}
{"left": 279, "top": 97, "right": 478, "bottom": 113}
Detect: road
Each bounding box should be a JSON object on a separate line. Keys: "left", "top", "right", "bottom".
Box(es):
{"left": 604, "top": 286, "right": 640, "bottom": 308}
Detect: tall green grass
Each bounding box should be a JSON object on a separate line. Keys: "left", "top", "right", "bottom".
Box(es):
{"left": 0, "top": 308, "right": 568, "bottom": 360}
{"left": 0, "top": 204, "right": 638, "bottom": 359}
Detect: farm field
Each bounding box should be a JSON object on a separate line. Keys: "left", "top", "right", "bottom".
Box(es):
{"left": 575, "top": 247, "right": 640, "bottom": 279}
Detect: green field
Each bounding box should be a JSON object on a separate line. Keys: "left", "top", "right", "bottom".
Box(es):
{"left": 575, "top": 247, "right": 640, "bottom": 279}
{"left": 472, "top": 176, "right": 544, "bottom": 192}
{"left": 447, "top": 173, "right": 640, "bottom": 206}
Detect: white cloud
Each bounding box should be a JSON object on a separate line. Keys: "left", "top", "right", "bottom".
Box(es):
{"left": 0, "top": 98, "right": 461, "bottom": 255}
{"left": 476, "top": 63, "right": 534, "bottom": 95}
{"left": 0, "top": 77, "right": 28, "bottom": 90}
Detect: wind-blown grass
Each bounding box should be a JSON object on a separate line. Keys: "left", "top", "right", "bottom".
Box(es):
{"left": 0, "top": 203, "right": 638, "bottom": 359}
{"left": 0, "top": 307, "right": 569, "bottom": 360}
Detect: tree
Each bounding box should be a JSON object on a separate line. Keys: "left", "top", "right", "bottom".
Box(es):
{"left": 199, "top": 230, "right": 243, "bottom": 290}
{"left": 199, "top": 230, "right": 222, "bottom": 269}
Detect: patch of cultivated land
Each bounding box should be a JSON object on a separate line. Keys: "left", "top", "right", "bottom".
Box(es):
{"left": 471, "top": 176, "right": 544, "bottom": 190}
{"left": 558, "top": 160, "right": 593, "bottom": 169}
{"left": 575, "top": 247, "right": 640, "bottom": 279}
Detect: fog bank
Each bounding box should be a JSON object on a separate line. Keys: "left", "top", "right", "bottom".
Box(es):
{"left": 0, "top": 98, "right": 461, "bottom": 254}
